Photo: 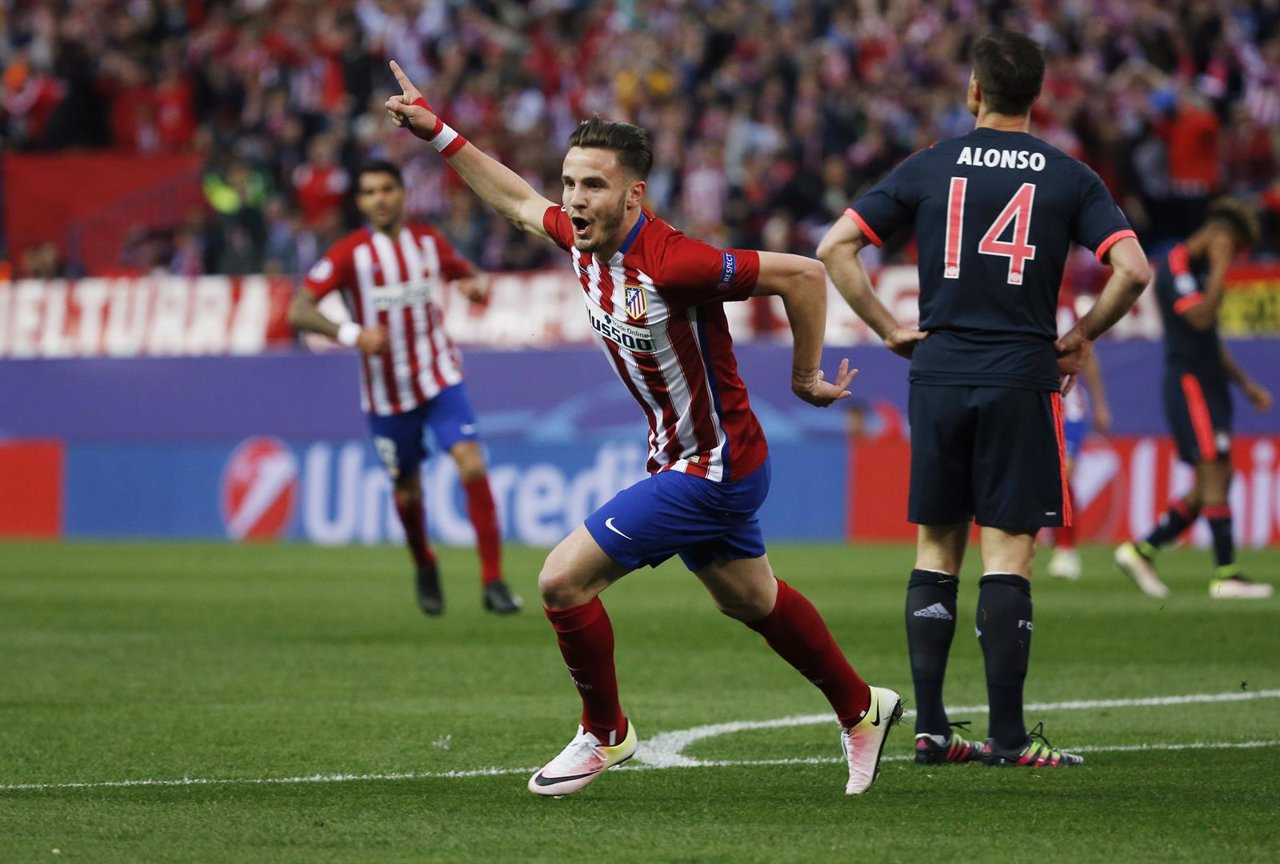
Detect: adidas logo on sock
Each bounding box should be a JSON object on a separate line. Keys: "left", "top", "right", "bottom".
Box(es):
{"left": 913, "top": 602, "right": 954, "bottom": 620}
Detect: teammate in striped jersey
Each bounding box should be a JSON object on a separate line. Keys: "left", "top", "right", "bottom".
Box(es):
{"left": 386, "top": 61, "right": 902, "bottom": 798}
{"left": 1114, "top": 199, "right": 1274, "bottom": 600}
{"left": 819, "top": 31, "right": 1151, "bottom": 768}
{"left": 288, "top": 160, "right": 522, "bottom": 617}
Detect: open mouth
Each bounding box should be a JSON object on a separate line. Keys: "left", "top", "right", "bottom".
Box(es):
{"left": 571, "top": 216, "right": 591, "bottom": 237}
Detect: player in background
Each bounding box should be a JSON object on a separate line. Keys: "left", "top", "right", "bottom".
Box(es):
{"left": 288, "top": 161, "right": 522, "bottom": 617}
{"left": 1114, "top": 199, "right": 1274, "bottom": 600}
{"left": 386, "top": 61, "right": 903, "bottom": 798}
{"left": 1046, "top": 294, "right": 1112, "bottom": 581}
{"left": 818, "top": 30, "right": 1150, "bottom": 768}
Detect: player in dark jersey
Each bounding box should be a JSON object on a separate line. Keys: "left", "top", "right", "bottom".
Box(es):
{"left": 819, "top": 30, "right": 1151, "bottom": 768}
{"left": 386, "top": 61, "right": 902, "bottom": 798}
{"left": 1114, "top": 200, "right": 1273, "bottom": 600}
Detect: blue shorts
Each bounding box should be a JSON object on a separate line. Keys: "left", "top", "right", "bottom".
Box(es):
{"left": 367, "top": 383, "right": 480, "bottom": 479}
{"left": 1062, "top": 419, "right": 1087, "bottom": 463}
{"left": 585, "top": 458, "right": 770, "bottom": 573}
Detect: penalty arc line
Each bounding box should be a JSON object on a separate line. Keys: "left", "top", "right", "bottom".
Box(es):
{"left": 1, "top": 689, "right": 1277, "bottom": 792}
{"left": 638, "top": 687, "right": 1280, "bottom": 768}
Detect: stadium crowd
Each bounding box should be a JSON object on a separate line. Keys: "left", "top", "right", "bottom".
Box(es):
{"left": 2, "top": 0, "right": 1279, "bottom": 278}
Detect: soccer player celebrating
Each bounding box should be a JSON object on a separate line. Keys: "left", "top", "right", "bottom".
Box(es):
{"left": 386, "top": 61, "right": 902, "bottom": 797}
{"left": 818, "top": 31, "right": 1150, "bottom": 768}
{"left": 288, "top": 160, "right": 522, "bottom": 617}
{"left": 1114, "top": 199, "right": 1274, "bottom": 600}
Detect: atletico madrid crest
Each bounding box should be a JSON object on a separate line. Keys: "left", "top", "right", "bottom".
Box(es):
{"left": 624, "top": 284, "right": 646, "bottom": 320}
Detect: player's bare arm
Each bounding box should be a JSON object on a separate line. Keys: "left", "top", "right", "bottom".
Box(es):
{"left": 1220, "top": 343, "right": 1273, "bottom": 412}
{"left": 816, "top": 214, "right": 926, "bottom": 360}
{"left": 752, "top": 251, "right": 856, "bottom": 407}
{"left": 287, "top": 291, "right": 389, "bottom": 356}
{"left": 385, "top": 60, "right": 554, "bottom": 242}
{"left": 1062, "top": 236, "right": 1150, "bottom": 352}
{"left": 1081, "top": 351, "right": 1112, "bottom": 434}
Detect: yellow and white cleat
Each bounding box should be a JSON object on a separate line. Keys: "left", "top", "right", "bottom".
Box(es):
{"left": 841, "top": 685, "right": 903, "bottom": 795}
{"left": 1114, "top": 542, "right": 1170, "bottom": 599}
{"left": 528, "top": 721, "right": 637, "bottom": 796}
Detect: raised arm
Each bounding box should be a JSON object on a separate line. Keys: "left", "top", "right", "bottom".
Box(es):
{"left": 751, "top": 251, "right": 856, "bottom": 406}
{"left": 816, "top": 215, "right": 927, "bottom": 359}
{"left": 385, "top": 61, "right": 555, "bottom": 242}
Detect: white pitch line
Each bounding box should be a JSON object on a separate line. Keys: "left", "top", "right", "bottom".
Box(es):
{"left": 4, "top": 739, "right": 1279, "bottom": 792}
{"left": 2, "top": 690, "right": 1277, "bottom": 793}
{"left": 638, "top": 688, "right": 1280, "bottom": 767}
{"left": 626, "top": 739, "right": 1280, "bottom": 771}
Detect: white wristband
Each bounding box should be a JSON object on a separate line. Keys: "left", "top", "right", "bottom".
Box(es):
{"left": 336, "top": 321, "right": 362, "bottom": 347}
{"left": 430, "top": 123, "right": 460, "bottom": 152}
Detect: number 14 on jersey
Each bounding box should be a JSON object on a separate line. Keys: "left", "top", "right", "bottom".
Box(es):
{"left": 944, "top": 178, "right": 1037, "bottom": 285}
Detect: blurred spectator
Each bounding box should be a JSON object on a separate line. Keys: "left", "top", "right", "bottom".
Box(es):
{"left": 1, "top": 0, "right": 1278, "bottom": 273}
{"left": 20, "top": 239, "right": 62, "bottom": 279}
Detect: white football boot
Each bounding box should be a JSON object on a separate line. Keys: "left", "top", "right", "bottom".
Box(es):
{"left": 528, "top": 722, "right": 637, "bottom": 796}
{"left": 841, "top": 686, "right": 903, "bottom": 795}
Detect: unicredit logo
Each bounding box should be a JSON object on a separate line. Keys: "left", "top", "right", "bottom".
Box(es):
{"left": 221, "top": 437, "right": 299, "bottom": 541}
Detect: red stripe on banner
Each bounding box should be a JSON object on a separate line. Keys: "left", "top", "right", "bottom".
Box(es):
{"left": 1180, "top": 374, "right": 1218, "bottom": 460}
{"left": 1094, "top": 229, "right": 1137, "bottom": 263}
{"left": 1173, "top": 293, "right": 1204, "bottom": 315}
{"left": 1051, "top": 393, "right": 1073, "bottom": 527}
{"left": 844, "top": 208, "right": 883, "bottom": 247}
{"left": 0, "top": 440, "right": 63, "bottom": 538}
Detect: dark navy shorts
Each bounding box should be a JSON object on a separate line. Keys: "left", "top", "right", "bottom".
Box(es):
{"left": 367, "top": 383, "right": 480, "bottom": 479}
{"left": 908, "top": 384, "right": 1069, "bottom": 530}
{"left": 1164, "top": 369, "right": 1232, "bottom": 465}
{"left": 585, "top": 458, "right": 770, "bottom": 573}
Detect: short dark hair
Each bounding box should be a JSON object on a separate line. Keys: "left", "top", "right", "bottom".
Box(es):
{"left": 358, "top": 160, "right": 404, "bottom": 188}
{"left": 972, "top": 31, "right": 1045, "bottom": 116}
{"left": 1207, "top": 197, "right": 1261, "bottom": 248}
{"left": 567, "top": 118, "right": 653, "bottom": 180}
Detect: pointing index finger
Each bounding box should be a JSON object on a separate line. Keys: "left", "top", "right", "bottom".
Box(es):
{"left": 389, "top": 60, "right": 411, "bottom": 89}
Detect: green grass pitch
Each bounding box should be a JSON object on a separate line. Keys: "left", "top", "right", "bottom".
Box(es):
{"left": 1, "top": 541, "right": 1277, "bottom": 863}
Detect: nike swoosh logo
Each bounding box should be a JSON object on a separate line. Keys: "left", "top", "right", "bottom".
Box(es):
{"left": 869, "top": 703, "right": 882, "bottom": 727}
{"left": 532, "top": 769, "right": 598, "bottom": 787}
{"left": 604, "top": 517, "right": 633, "bottom": 541}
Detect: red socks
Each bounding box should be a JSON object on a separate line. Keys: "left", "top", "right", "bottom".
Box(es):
{"left": 1054, "top": 486, "right": 1076, "bottom": 549}
{"left": 544, "top": 598, "right": 627, "bottom": 743}
{"left": 394, "top": 496, "right": 435, "bottom": 568}
{"left": 463, "top": 475, "right": 503, "bottom": 585}
{"left": 745, "top": 579, "right": 871, "bottom": 728}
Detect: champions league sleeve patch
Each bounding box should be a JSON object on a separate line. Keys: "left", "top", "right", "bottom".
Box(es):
{"left": 718, "top": 251, "right": 737, "bottom": 290}
{"left": 308, "top": 257, "right": 334, "bottom": 283}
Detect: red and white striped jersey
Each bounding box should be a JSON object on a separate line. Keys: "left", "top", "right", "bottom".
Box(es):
{"left": 305, "top": 224, "right": 472, "bottom": 416}
{"left": 543, "top": 205, "right": 768, "bottom": 482}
